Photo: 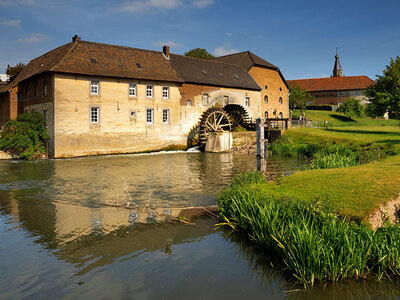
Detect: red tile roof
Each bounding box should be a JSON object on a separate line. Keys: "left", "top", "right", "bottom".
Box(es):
{"left": 287, "top": 76, "right": 375, "bottom": 92}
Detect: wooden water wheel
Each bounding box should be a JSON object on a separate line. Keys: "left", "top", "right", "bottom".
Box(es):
{"left": 199, "top": 108, "right": 232, "bottom": 149}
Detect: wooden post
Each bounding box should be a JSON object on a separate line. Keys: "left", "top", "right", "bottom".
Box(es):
{"left": 318, "top": 121, "right": 320, "bottom": 128}
{"left": 256, "top": 118, "right": 266, "bottom": 173}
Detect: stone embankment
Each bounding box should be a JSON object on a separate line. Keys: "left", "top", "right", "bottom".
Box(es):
{"left": 0, "top": 151, "right": 13, "bottom": 160}
{"left": 231, "top": 132, "right": 256, "bottom": 154}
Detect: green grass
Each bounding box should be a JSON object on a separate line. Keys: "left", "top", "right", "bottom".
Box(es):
{"left": 218, "top": 126, "right": 400, "bottom": 285}
{"left": 218, "top": 172, "right": 400, "bottom": 286}
{"left": 292, "top": 109, "right": 400, "bottom": 127}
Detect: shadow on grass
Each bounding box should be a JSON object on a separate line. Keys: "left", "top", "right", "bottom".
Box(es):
{"left": 328, "top": 114, "right": 356, "bottom": 122}
{"left": 325, "top": 128, "right": 400, "bottom": 136}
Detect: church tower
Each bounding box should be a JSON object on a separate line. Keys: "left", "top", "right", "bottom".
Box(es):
{"left": 332, "top": 48, "right": 343, "bottom": 77}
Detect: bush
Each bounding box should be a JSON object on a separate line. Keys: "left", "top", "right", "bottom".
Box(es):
{"left": 306, "top": 104, "right": 333, "bottom": 111}
{"left": 337, "top": 97, "right": 364, "bottom": 120}
{"left": 0, "top": 112, "right": 49, "bottom": 159}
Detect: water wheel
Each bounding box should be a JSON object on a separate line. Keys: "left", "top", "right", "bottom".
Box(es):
{"left": 199, "top": 108, "right": 232, "bottom": 149}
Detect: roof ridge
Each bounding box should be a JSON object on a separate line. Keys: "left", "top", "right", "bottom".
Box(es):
{"left": 50, "top": 41, "right": 77, "bottom": 72}
{"left": 213, "top": 51, "right": 248, "bottom": 59}
{"left": 289, "top": 75, "right": 372, "bottom": 81}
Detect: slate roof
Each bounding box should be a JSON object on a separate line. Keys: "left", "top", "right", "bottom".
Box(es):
{"left": 213, "top": 51, "right": 289, "bottom": 89}
{"left": 169, "top": 54, "right": 261, "bottom": 91}
{"left": 287, "top": 76, "right": 375, "bottom": 92}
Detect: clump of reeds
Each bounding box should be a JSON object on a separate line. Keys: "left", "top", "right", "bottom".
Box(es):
{"left": 217, "top": 171, "right": 400, "bottom": 286}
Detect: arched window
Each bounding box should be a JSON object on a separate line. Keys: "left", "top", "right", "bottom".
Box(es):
{"left": 279, "top": 112, "right": 283, "bottom": 119}
{"left": 279, "top": 97, "right": 283, "bottom": 104}
{"left": 264, "top": 95, "right": 268, "bottom": 103}
{"left": 264, "top": 111, "right": 268, "bottom": 119}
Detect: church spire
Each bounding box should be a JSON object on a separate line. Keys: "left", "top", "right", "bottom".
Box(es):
{"left": 332, "top": 47, "right": 343, "bottom": 77}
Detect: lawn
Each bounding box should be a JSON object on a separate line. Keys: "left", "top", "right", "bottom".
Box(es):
{"left": 265, "top": 126, "right": 400, "bottom": 222}
{"left": 292, "top": 109, "right": 400, "bottom": 127}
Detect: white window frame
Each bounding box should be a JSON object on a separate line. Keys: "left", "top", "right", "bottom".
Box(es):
{"left": 146, "top": 85, "right": 154, "bottom": 98}
{"left": 202, "top": 94, "right": 208, "bottom": 106}
{"left": 162, "top": 109, "right": 170, "bottom": 124}
{"left": 43, "top": 80, "right": 47, "bottom": 96}
{"left": 279, "top": 112, "right": 283, "bottom": 119}
{"left": 279, "top": 97, "right": 283, "bottom": 104}
{"left": 245, "top": 96, "right": 250, "bottom": 107}
{"left": 129, "top": 83, "right": 137, "bottom": 97}
{"left": 146, "top": 108, "right": 154, "bottom": 124}
{"left": 162, "top": 86, "right": 169, "bottom": 99}
{"left": 90, "top": 106, "right": 100, "bottom": 124}
{"left": 90, "top": 80, "right": 99, "bottom": 95}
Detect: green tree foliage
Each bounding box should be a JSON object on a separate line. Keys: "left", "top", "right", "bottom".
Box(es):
{"left": 289, "top": 84, "right": 313, "bottom": 116}
{"left": 366, "top": 56, "right": 400, "bottom": 118}
{"left": 6, "top": 62, "right": 26, "bottom": 82}
{"left": 184, "top": 48, "right": 215, "bottom": 60}
{"left": 337, "top": 97, "right": 364, "bottom": 120}
{"left": 0, "top": 112, "right": 49, "bottom": 159}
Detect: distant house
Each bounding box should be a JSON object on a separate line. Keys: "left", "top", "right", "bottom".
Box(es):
{"left": 287, "top": 53, "right": 375, "bottom": 107}
{"left": 213, "top": 51, "right": 289, "bottom": 120}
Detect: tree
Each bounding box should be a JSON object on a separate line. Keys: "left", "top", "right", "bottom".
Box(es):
{"left": 336, "top": 97, "right": 364, "bottom": 120}
{"left": 0, "top": 112, "right": 49, "bottom": 159}
{"left": 289, "top": 84, "right": 313, "bottom": 117}
{"left": 365, "top": 56, "right": 400, "bottom": 119}
{"left": 6, "top": 62, "right": 26, "bottom": 82}
{"left": 184, "top": 48, "right": 215, "bottom": 60}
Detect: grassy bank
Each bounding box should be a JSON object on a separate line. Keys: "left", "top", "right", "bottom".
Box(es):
{"left": 218, "top": 126, "right": 400, "bottom": 285}
{"left": 292, "top": 109, "right": 399, "bottom": 127}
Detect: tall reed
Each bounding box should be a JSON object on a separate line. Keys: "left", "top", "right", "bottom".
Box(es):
{"left": 217, "top": 171, "right": 400, "bottom": 286}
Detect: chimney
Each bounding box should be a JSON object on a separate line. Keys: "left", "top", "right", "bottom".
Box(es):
{"left": 163, "top": 45, "right": 170, "bottom": 59}
{"left": 72, "top": 35, "right": 81, "bottom": 42}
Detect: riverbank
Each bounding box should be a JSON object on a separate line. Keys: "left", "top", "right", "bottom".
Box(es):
{"left": 218, "top": 126, "right": 400, "bottom": 285}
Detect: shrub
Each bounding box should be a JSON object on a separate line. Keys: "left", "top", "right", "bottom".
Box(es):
{"left": 0, "top": 112, "right": 49, "bottom": 159}
{"left": 337, "top": 97, "right": 364, "bottom": 120}
{"left": 306, "top": 104, "right": 333, "bottom": 111}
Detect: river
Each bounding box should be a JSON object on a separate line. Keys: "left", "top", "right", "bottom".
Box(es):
{"left": 0, "top": 152, "right": 399, "bottom": 299}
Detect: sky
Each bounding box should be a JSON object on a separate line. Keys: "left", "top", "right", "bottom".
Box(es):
{"left": 0, "top": 0, "right": 399, "bottom": 80}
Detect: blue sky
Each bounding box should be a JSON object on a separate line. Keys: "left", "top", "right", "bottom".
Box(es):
{"left": 0, "top": 0, "right": 399, "bottom": 80}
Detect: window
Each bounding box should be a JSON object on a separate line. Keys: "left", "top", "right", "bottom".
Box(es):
{"left": 91, "top": 80, "right": 99, "bottom": 95}
{"left": 279, "top": 112, "right": 283, "bottom": 119}
{"left": 264, "top": 95, "right": 268, "bottom": 103}
{"left": 265, "top": 85, "right": 268, "bottom": 89}
{"left": 146, "top": 85, "right": 153, "bottom": 98}
{"left": 43, "top": 80, "right": 47, "bottom": 96}
{"left": 202, "top": 94, "right": 208, "bottom": 106}
{"left": 264, "top": 111, "right": 268, "bottom": 119}
{"left": 129, "top": 109, "right": 137, "bottom": 120}
{"left": 129, "top": 83, "right": 136, "bottom": 97}
{"left": 146, "top": 108, "right": 154, "bottom": 123}
{"left": 34, "top": 81, "right": 38, "bottom": 98}
{"left": 338, "top": 92, "right": 342, "bottom": 97}
{"left": 43, "top": 110, "right": 48, "bottom": 126}
{"left": 163, "top": 109, "right": 170, "bottom": 124}
{"left": 25, "top": 86, "right": 29, "bottom": 100}
{"left": 245, "top": 97, "right": 250, "bottom": 107}
{"left": 279, "top": 97, "right": 283, "bottom": 104}
{"left": 162, "top": 86, "right": 169, "bottom": 99}
{"left": 90, "top": 106, "right": 100, "bottom": 124}
{"left": 279, "top": 87, "right": 282, "bottom": 91}
{"left": 187, "top": 100, "right": 192, "bottom": 106}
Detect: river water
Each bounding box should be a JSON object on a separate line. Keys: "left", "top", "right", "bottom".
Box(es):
{"left": 0, "top": 152, "right": 399, "bottom": 299}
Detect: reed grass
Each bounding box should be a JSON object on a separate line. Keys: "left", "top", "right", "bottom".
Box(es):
{"left": 217, "top": 172, "right": 400, "bottom": 286}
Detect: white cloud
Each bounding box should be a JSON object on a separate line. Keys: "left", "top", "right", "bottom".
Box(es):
{"left": 18, "top": 33, "right": 48, "bottom": 43}
{"left": 191, "top": 0, "right": 213, "bottom": 8}
{"left": 113, "top": 0, "right": 213, "bottom": 12}
{"left": 153, "top": 41, "right": 182, "bottom": 47}
{"left": 0, "top": 19, "right": 22, "bottom": 27}
{"left": 213, "top": 46, "right": 240, "bottom": 57}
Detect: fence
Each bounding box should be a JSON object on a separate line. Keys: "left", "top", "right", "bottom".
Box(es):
{"left": 291, "top": 119, "right": 328, "bottom": 129}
